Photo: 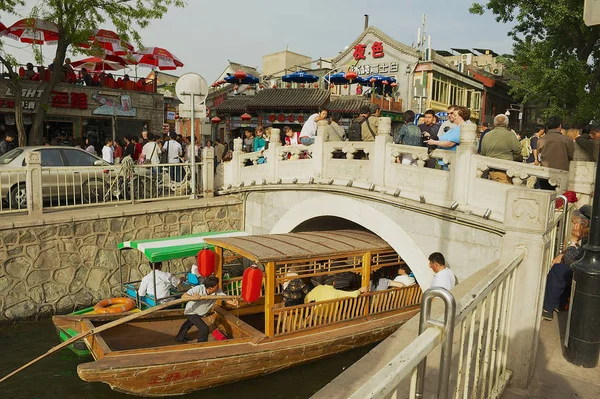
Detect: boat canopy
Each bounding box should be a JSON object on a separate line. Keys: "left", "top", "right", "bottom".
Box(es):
{"left": 203, "top": 230, "right": 391, "bottom": 263}
{"left": 118, "top": 231, "right": 249, "bottom": 262}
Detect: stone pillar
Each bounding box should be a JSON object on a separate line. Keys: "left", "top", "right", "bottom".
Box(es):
{"left": 373, "top": 117, "right": 392, "bottom": 186}
{"left": 452, "top": 123, "right": 478, "bottom": 206}
{"left": 267, "top": 128, "right": 281, "bottom": 181}
{"left": 313, "top": 121, "right": 327, "bottom": 179}
{"left": 25, "top": 151, "right": 43, "bottom": 216}
{"left": 568, "top": 160, "right": 595, "bottom": 206}
{"left": 201, "top": 147, "right": 214, "bottom": 197}
{"left": 229, "top": 137, "right": 243, "bottom": 186}
{"left": 502, "top": 188, "right": 555, "bottom": 388}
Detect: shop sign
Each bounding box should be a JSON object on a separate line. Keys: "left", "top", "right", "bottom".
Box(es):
{"left": 3, "top": 87, "right": 44, "bottom": 111}
{"left": 349, "top": 62, "right": 399, "bottom": 76}
{"left": 50, "top": 91, "right": 88, "bottom": 109}
{"left": 91, "top": 92, "right": 137, "bottom": 117}
{"left": 166, "top": 111, "right": 176, "bottom": 120}
{"left": 353, "top": 42, "right": 385, "bottom": 60}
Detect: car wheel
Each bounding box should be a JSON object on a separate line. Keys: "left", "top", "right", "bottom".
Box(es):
{"left": 82, "top": 178, "right": 107, "bottom": 204}
{"left": 9, "top": 183, "right": 27, "bottom": 210}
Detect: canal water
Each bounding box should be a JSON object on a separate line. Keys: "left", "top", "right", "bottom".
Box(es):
{"left": 0, "top": 320, "right": 374, "bottom": 399}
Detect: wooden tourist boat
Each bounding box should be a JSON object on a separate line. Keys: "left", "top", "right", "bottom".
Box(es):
{"left": 53, "top": 230, "right": 248, "bottom": 356}
{"left": 52, "top": 230, "right": 422, "bottom": 396}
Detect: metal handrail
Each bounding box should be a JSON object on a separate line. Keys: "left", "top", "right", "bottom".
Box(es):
{"left": 415, "top": 287, "right": 456, "bottom": 399}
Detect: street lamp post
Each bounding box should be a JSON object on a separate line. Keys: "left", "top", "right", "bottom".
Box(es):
{"left": 564, "top": 149, "right": 600, "bottom": 367}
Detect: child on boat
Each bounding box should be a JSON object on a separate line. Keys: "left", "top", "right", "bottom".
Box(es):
{"left": 175, "top": 276, "right": 239, "bottom": 343}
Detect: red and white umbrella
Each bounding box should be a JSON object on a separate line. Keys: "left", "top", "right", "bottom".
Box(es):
{"left": 132, "top": 47, "right": 183, "bottom": 70}
{"left": 0, "top": 22, "right": 8, "bottom": 36}
{"left": 6, "top": 18, "right": 59, "bottom": 45}
{"left": 79, "top": 39, "right": 134, "bottom": 56}
{"left": 71, "top": 55, "right": 128, "bottom": 72}
{"left": 89, "top": 29, "right": 122, "bottom": 44}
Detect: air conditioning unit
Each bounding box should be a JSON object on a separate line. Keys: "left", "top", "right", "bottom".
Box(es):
{"left": 492, "top": 67, "right": 502, "bottom": 75}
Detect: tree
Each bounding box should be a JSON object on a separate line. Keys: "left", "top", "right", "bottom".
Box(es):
{"left": 470, "top": 0, "right": 600, "bottom": 126}
{"left": 0, "top": 0, "right": 185, "bottom": 145}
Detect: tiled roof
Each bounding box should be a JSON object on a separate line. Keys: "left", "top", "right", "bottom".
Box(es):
{"left": 326, "top": 96, "right": 369, "bottom": 113}
{"left": 247, "top": 88, "right": 330, "bottom": 110}
{"left": 213, "top": 96, "right": 253, "bottom": 114}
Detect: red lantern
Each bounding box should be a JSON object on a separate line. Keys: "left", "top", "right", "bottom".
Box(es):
{"left": 219, "top": 79, "right": 227, "bottom": 85}
{"left": 241, "top": 113, "right": 252, "bottom": 121}
{"left": 297, "top": 115, "right": 305, "bottom": 123}
{"left": 259, "top": 84, "right": 263, "bottom": 89}
{"left": 211, "top": 116, "right": 221, "bottom": 124}
{"left": 197, "top": 248, "right": 215, "bottom": 277}
{"left": 286, "top": 83, "right": 291, "bottom": 88}
{"left": 345, "top": 71, "right": 358, "bottom": 81}
{"left": 300, "top": 83, "right": 305, "bottom": 88}
{"left": 313, "top": 83, "right": 319, "bottom": 88}
{"left": 241, "top": 265, "right": 263, "bottom": 303}
{"left": 288, "top": 114, "right": 294, "bottom": 122}
{"left": 234, "top": 70, "right": 247, "bottom": 81}
{"left": 268, "top": 114, "right": 276, "bottom": 122}
{"left": 278, "top": 114, "right": 286, "bottom": 122}
{"left": 391, "top": 82, "right": 398, "bottom": 88}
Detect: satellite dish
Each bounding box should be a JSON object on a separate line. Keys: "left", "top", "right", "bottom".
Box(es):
{"left": 175, "top": 73, "right": 208, "bottom": 108}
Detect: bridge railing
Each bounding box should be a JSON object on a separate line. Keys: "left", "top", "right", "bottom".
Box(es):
{"left": 221, "top": 118, "right": 587, "bottom": 224}
{"left": 342, "top": 249, "right": 526, "bottom": 399}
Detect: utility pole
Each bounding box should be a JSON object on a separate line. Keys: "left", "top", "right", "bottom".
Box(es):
{"left": 564, "top": 0, "right": 600, "bottom": 367}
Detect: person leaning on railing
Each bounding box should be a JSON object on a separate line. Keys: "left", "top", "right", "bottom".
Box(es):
{"left": 542, "top": 205, "right": 591, "bottom": 321}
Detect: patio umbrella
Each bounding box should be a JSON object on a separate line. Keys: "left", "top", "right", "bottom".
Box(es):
{"left": 6, "top": 18, "right": 59, "bottom": 45}
{"left": 281, "top": 71, "right": 319, "bottom": 83}
{"left": 325, "top": 72, "right": 350, "bottom": 85}
{"left": 132, "top": 47, "right": 184, "bottom": 70}
{"left": 71, "top": 55, "right": 128, "bottom": 72}
{"left": 359, "top": 74, "right": 396, "bottom": 86}
{"left": 79, "top": 38, "right": 134, "bottom": 56}
{"left": 223, "top": 73, "right": 259, "bottom": 85}
{"left": 0, "top": 22, "right": 7, "bottom": 36}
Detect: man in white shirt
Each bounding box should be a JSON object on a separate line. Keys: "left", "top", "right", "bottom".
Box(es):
{"left": 142, "top": 133, "right": 161, "bottom": 166}
{"left": 299, "top": 107, "right": 328, "bottom": 146}
{"left": 138, "top": 262, "right": 183, "bottom": 303}
{"left": 162, "top": 131, "right": 183, "bottom": 182}
{"left": 428, "top": 252, "right": 456, "bottom": 291}
{"left": 102, "top": 138, "right": 114, "bottom": 163}
{"left": 389, "top": 265, "right": 416, "bottom": 288}
{"left": 439, "top": 105, "right": 458, "bottom": 136}
{"left": 175, "top": 276, "right": 239, "bottom": 342}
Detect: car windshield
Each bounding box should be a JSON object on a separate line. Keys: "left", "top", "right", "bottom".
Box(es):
{"left": 0, "top": 148, "right": 23, "bottom": 165}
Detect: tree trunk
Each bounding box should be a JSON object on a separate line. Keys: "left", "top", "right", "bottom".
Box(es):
{"left": 29, "top": 32, "right": 68, "bottom": 145}
{"left": 13, "top": 86, "right": 26, "bottom": 147}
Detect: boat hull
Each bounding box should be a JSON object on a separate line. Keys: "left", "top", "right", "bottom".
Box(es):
{"left": 77, "top": 309, "right": 418, "bottom": 396}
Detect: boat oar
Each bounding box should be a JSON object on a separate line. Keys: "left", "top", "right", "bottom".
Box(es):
{"left": 0, "top": 295, "right": 240, "bottom": 384}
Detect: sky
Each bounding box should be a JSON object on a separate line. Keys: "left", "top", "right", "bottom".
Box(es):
{"left": 1, "top": 0, "right": 516, "bottom": 82}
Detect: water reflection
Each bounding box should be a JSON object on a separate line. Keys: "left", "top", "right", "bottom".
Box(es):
{"left": 0, "top": 320, "right": 374, "bottom": 399}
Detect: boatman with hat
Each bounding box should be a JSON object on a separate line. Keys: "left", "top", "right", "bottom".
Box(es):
{"left": 175, "top": 276, "right": 239, "bottom": 343}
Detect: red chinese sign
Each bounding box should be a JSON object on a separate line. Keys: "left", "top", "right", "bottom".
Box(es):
{"left": 50, "top": 91, "right": 88, "bottom": 109}
{"left": 372, "top": 41, "right": 384, "bottom": 58}
{"left": 353, "top": 44, "right": 367, "bottom": 60}
{"left": 353, "top": 42, "right": 385, "bottom": 60}
{"left": 0, "top": 99, "right": 17, "bottom": 109}
{"left": 147, "top": 369, "right": 203, "bottom": 385}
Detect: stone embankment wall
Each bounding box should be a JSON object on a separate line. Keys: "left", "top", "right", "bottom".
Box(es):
{"left": 0, "top": 198, "right": 242, "bottom": 322}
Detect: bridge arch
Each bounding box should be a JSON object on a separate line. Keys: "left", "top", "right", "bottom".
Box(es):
{"left": 270, "top": 195, "right": 434, "bottom": 289}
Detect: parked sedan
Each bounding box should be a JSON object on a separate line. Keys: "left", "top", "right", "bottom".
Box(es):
{"left": 0, "top": 146, "right": 110, "bottom": 209}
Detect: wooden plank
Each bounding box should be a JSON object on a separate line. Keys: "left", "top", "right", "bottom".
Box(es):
{"left": 214, "top": 246, "right": 223, "bottom": 289}
{"left": 264, "top": 261, "right": 275, "bottom": 337}
{"left": 362, "top": 251, "right": 371, "bottom": 289}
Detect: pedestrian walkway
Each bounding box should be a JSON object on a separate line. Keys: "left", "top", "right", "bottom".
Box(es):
{"left": 503, "top": 312, "right": 600, "bottom": 399}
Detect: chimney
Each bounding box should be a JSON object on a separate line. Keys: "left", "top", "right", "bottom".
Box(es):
{"left": 364, "top": 14, "right": 369, "bottom": 30}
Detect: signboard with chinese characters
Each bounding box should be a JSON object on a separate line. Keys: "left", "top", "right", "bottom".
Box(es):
{"left": 91, "top": 92, "right": 136, "bottom": 117}
{"left": 349, "top": 62, "right": 400, "bottom": 76}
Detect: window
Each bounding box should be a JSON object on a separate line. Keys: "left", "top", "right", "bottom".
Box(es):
{"left": 431, "top": 74, "right": 449, "bottom": 104}
{"left": 62, "top": 148, "right": 100, "bottom": 166}
{"left": 37, "top": 149, "right": 64, "bottom": 167}
{"left": 0, "top": 148, "right": 23, "bottom": 165}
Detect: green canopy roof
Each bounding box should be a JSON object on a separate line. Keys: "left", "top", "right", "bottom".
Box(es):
{"left": 118, "top": 231, "right": 248, "bottom": 263}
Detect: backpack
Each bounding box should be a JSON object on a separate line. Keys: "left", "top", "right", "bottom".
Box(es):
{"left": 160, "top": 141, "right": 169, "bottom": 164}
{"left": 520, "top": 137, "right": 532, "bottom": 158}
{"left": 347, "top": 116, "right": 367, "bottom": 141}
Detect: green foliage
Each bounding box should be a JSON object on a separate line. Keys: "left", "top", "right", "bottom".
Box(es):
{"left": 471, "top": 0, "right": 600, "bottom": 126}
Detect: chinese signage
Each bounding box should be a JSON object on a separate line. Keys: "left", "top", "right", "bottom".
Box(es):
{"left": 349, "top": 62, "right": 399, "bottom": 76}
{"left": 50, "top": 91, "right": 88, "bottom": 109}
{"left": 353, "top": 42, "right": 385, "bottom": 60}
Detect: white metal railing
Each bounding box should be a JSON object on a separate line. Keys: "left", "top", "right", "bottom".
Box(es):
{"left": 348, "top": 249, "right": 526, "bottom": 399}
{"left": 42, "top": 161, "right": 199, "bottom": 210}
{"left": 0, "top": 168, "right": 28, "bottom": 214}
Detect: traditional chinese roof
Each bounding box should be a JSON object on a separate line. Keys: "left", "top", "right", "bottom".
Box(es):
{"left": 246, "top": 88, "right": 330, "bottom": 111}
{"left": 204, "top": 230, "right": 392, "bottom": 263}
{"left": 213, "top": 96, "right": 253, "bottom": 114}
{"left": 332, "top": 26, "right": 419, "bottom": 65}
{"left": 326, "top": 96, "right": 369, "bottom": 114}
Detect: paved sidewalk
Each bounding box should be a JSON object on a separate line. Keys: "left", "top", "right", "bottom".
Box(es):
{"left": 503, "top": 312, "right": 600, "bottom": 399}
